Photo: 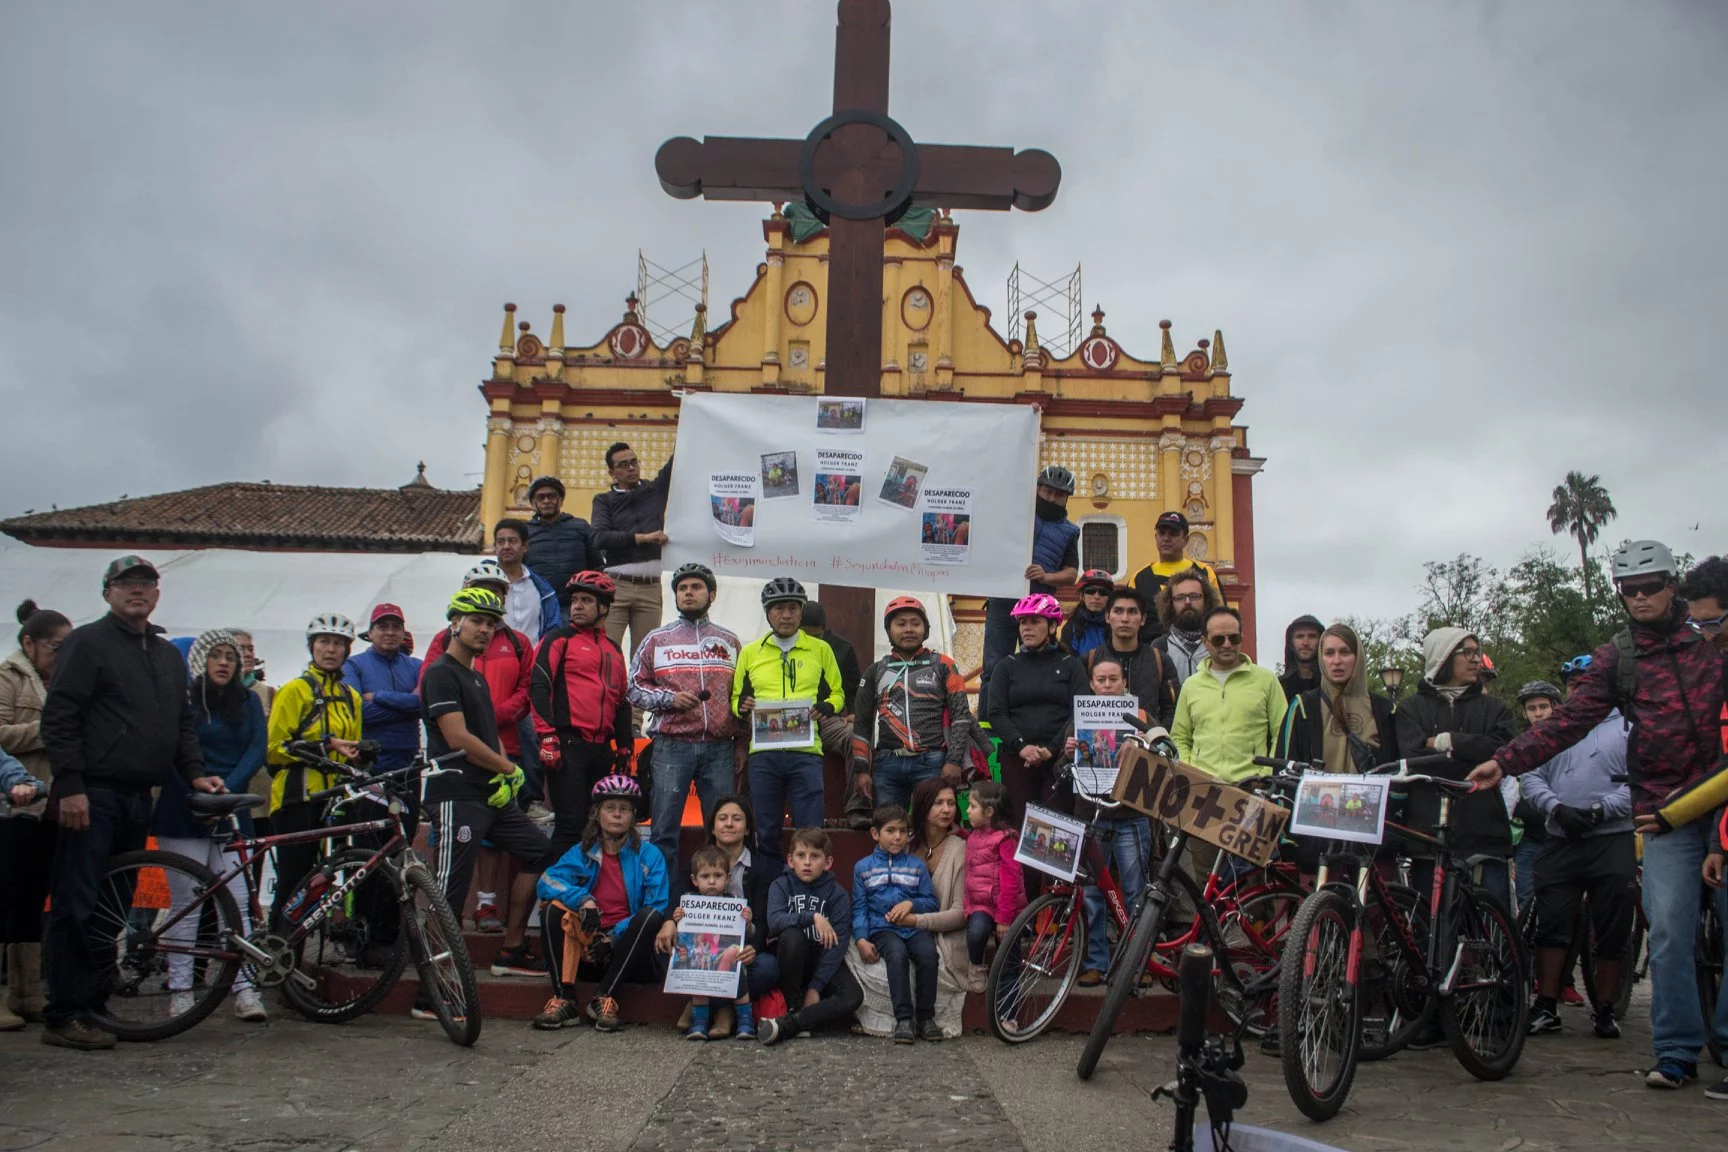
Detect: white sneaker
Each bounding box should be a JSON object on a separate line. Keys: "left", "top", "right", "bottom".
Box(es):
{"left": 233, "top": 989, "right": 267, "bottom": 1022}
{"left": 169, "top": 990, "right": 196, "bottom": 1017}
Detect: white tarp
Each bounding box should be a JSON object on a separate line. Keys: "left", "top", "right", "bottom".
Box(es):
{"left": 662, "top": 393, "right": 1038, "bottom": 598}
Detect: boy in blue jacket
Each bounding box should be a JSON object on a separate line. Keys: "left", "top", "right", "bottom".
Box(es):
{"left": 852, "top": 804, "right": 941, "bottom": 1043}
{"left": 759, "top": 827, "right": 863, "bottom": 1045}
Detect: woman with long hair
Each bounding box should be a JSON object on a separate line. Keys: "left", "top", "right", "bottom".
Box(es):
{"left": 1276, "top": 623, "right": 1397, "bottom": 771}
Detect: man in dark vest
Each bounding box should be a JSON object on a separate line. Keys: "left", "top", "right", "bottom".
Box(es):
{"left": 980, "top": 465, "right": 1080, "bottom": 696}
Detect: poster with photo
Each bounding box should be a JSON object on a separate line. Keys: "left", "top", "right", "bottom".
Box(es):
{"left": 1288, "top": 772, "right": 1393, "bottom": 845}
{"left": 1072, "top": 694, "right": 1140, "bottom": 798}
{"left": 760, "top": 451, "right": 800, "bottom": 499}
{"left": 1014, "top": 803, "right": 1087, "bottom": 882}
{"left": 876, "top": 456, "right": 928, "bottom": 511}
{"left": 663, "top": 894, "right": 748, "bottom": 998}
{"left": 815, "top": 397, "right": 866, "bottom": 434}
{"left": 708, "top": 473, "right": 757, "bottom": 547}
{"left": 812, "top": 449, "right": 864, "bottom": 523}
{"left": 750, "top": 697, "right": 814, "bottom": 752}
{"left": 918, "top": 487, "right": 972, "bottom": 566}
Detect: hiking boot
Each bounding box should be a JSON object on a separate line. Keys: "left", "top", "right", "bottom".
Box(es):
{"left": 1527, "top": 1007, "right": 1563, "bottom": 1035}
{"left": 709, "top": 1004, "right": 734, "bottom": 1039}
{"left": 490, "top": 944, "right": 546, "bottom": 978}
{"left": 591, "top": 996, "right": 622, "bottom": 1033}
{"left": 41, "top": 1019, "right": 115, "bottom": 1051}
{"left": 893, "top": 1018, "right": 915, "bottom": 1044}
{"left": 1592, "top": 1006, "right": 1621, "bottom": 1040}
{"left": 532, "top": 996, "right": 580, "bottom": 1030}
{"left": 918, "top": 1019, "right": 944, "bottom": 1042}
{"left": 1646, "top": 1059, "right": 1697, "bottom": 1089}
{"left": 474, "top": 903, "right": 503, "bottom": 934}
{"left": 1077, "top": 969, "right": 1104, "bottom": 987}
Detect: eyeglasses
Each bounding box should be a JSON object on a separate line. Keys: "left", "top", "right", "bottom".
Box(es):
{"left": 1171, "top": 592, "right": 1206, "bottom": 606}
{"left": 611, "top": 457, "right": 640, "bottom": 470}
{"left": 1618, "top": 579, "right": 1668, "bottom": 600}
{"left": 1455, "top": 647, "right": 1482, "bottom": 660}
{"left": 1206, "top": 633, "right": 1242, "bottom": 647}
{"left": 1081, "top": 587, "right": 1109, "bottom": 597}
{"left": 1687, "top": 612, "right": 1728, "bottom": 637}
{"left": 38, "top": 638, "right": 63, "bottom": 652}
{"left": 112, "top": 578, "right": 158, "bottom": 591}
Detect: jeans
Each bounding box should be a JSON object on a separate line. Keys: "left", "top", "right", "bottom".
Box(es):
{"left": 873, "top": 749, "right": 946, "bottom": 813}
{"left": 870, "top": 928, "right": 939, "bottom": 1022}
{"left": 43, "top": 787, "right": 151, "bottom": 1026}
{"left": 650, "top": 739, "right": 734, "bottom": 868}
{"left": 1085, "top": 816, "right": 1151, "bottom": 974}
{"left": 1642, "top": 820, "right": 1728, "bottom": 1063}
{"left": 748, "top": 751, "right": 824, "bottom": 860}
{"left": 1513, "top": 837, "right": 1540, "bottom": 916}
{"left": 966, "top": 910, "right": 997, "bottom": 965}
{"left": 981, "top": 597, "right": 1016, "bottom": 697}
{"left": 603, "top": 577, "right": 663, "bottom": 662}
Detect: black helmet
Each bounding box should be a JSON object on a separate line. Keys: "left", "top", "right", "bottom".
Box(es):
{"left": 528, "top": 475, "right": 565, "bottom": 499}
{"left": 1037, "top": 464, "right": 1076, "bottom": 495}
{"left": 761, "top": 577, "right": 808, "bottom": 609}
{"left": 1516, "top": 680, "right": 1563, "bottom": 706}
{"left": 671, "top": 563, "right": 717, "bottom": 593}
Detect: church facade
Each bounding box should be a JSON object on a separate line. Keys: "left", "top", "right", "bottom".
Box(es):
{"left": 478, "top": 208, "right": 1264, "bottom": 665}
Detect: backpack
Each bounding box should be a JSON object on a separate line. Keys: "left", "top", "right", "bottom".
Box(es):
{"left": 1606, "top": 629, "right": 1638, "bottom": 713}
{"left": 288, "top": 671, "right": 361, "bottom": 741}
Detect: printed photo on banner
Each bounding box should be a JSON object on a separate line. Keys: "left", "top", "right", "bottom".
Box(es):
{"left": 812, "top": 449, "right": 864, "bottom": 523}
{"left": 815, "top": 397, "right": 866, "bottom": 433}
{"left": 708, "top": 472, "right": 757, "bottom": 547}
{"left": 760, "top": 451, "right": 800, "bottom": 499}
{"left": 1288, "top": 772, "right": 1392, "bottom": 845}
{"left": 1014, "top": 803, "right": 1087, "bottom": 882}
{"left": 918, "top": 486, "right": 972, "bottom": 565}
{"left": 751, "top": 697, "right": 814, "bottom": 751}
{"left": 876, "top": 456, "right": 928, "bottom": 511}
{"left": 1071, "top": 693, "right": 1140, "bottom": 798}
{"left": 663, "top": 894, "right": 748, "bottom": 998}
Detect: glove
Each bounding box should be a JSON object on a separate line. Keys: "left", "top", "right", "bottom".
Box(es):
{"left": 612, "top": 747, "right": 634, "bottom": 773}
{"left": 487, "top": 766, "right": 526, "bottom": 810}
{"left": 1431, "top": 732, "right": 1454, "bottom": 754}
{"left": 539, "top": 735, "right": 562, "bottom": 769}
{"left": 1552, "top": 803, "right": 1598, "bottom": 838}
{"left": 813, "top": 701, "right": 838, "bottom": 720}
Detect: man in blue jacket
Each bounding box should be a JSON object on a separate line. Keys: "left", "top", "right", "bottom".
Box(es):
{"left": 525, "top": 476, "right": 599, "bottom": 594}
{"left": 341, "top": 603, "right": 423, "bottom": 771}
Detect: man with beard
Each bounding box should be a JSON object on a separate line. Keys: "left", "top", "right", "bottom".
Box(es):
{"left": 979, "top": 466, "right": 1080, "bottom": 695}
{"left": 1153, "top": 567, "right": 1222, "bottom": 688}
{"left": 1278, "top": 615, "right": 1325, "bottom": 700}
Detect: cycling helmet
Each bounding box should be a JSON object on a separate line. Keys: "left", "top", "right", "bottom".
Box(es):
{"left": 1559, "top": 653, "right": 1594, "bottom": 680}
{"left": 761, "top": 576, "right": 808, "bottom": 609}
{"left": 883, "top": 595, "right": 930, "bottom": 631}
{"left": 447, "top": 587, "right": 505, "bottom": 620}
{"left": 1037, "top": 464, "right": 1076, "bottom": 495}
{"left": 671, "top": 562, "right": 717, "bottom": 593}
{"left": 305, "top": 613, "right": 357, "bottom": 643}
{"left": 1611, "top": 540, "right": 1677, "bottom": 583}
{"left": 527, "top": 475, "right": 565, "bottom": 499}
{"left": 591, "top": 774, "right": 642, "bottom": 802}
{"left": 1478, "top": 652, "right": 1498, "bottom": 680}
{"left": 463, "top": 561, "right": 508, "bottom": 589}
{"left": 1078, "top": 568, "right": 1115, "bottom": 593}
{"left": 1009, "top": 593, "right": 1064, "bottom": 621}
{"left": 564, "top": 570, "right": 616, "bottom": 606}
{"left": 1516, "top": 680, "right": 1563, "bottom": 705}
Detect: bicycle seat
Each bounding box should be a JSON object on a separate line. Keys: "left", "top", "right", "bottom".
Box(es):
{"left": 185, "top": 793, "right": 263, "bottom": 819}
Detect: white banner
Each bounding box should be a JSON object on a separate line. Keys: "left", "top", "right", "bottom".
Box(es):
{"left": 664, "top": 393, "right": 1038, "bottom": 597}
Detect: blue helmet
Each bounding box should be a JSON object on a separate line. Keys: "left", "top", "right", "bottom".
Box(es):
{"left": 1559, "top": 654, "right": 1593, "bottom": 681}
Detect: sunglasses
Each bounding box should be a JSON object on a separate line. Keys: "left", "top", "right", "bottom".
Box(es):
{"left": 1207, "top": 633, "right": 1242, "bottom": 647}
{"left": 1687, "top": 611, "right": 1727, "bottom": 637}
{"left": 1618, "top": 579, "right": 1668, "bottom": 600}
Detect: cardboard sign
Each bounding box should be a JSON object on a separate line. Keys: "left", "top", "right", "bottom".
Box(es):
{"left": 1109, "top": 744, "right": 1290, "bottom": 866}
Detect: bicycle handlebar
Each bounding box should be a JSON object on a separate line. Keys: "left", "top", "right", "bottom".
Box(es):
{"left": 302, "top": 750, "right": 468, "bottom": 804}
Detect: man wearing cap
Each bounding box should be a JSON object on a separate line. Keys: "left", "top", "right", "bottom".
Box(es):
{"left": 980, "top": 465, "right": 1082, "bottom": 695}
{"left": 1131, "top": 511, "right": 1226, "bottom": 642}
{"left": 39, "top": 556, "right": 226, "bottom": 1050}
{"left": 524, "top": 475, "right": 599, "bottom": 595}
{"left": 342, "top": 604, "right": 424, "bottom": 772}
{"left": 591, "top": 442, "right": 675, "bottom": 659}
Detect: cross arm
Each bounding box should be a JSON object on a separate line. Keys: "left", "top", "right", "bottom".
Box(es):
{"left": 655, "top": 136, "right": 806, "bottom": 202}
{"left": 910, "top": 144, "right": 1062, "bottom": 213}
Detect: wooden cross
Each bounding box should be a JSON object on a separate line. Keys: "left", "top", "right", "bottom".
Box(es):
{"left": 654, "top": 0, "right": 1060, "bottom": 673}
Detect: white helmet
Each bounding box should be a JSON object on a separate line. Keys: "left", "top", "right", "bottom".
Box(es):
{"left": 1611, "top": 540, "right": 1676, "bottom": 583}
{"left": 305, "top": 613, "right": 357, "bottom": 642}
{"left": 464, "top": 561, "right": 509, "bottom": 589}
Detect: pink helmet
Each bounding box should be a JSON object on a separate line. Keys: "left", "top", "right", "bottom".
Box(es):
{"left": 591, "top": 774, "right": 642, "bottom": 801}
{"left": 1010, "top": 593, "right": 1064, "bottom": 621}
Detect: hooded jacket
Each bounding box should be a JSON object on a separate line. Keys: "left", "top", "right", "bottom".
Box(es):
{"left": 984, "top": 642, "right": 1085, "bottom": 759}
{"left": 341, "top": 646, "right": 423, "bottom": 767}
{"left": 628, "top": 614, "right": 741, "bottom": 742}
{"left": 767, "top": 868, "right": 853, "bottom": 990}
{"left": 525, "top": 511, "right": 599, "bottom": 594}
{"left": 963, "top": 827, "right": 1028, "bottom": 926}
{"left": 849, "top": 647, "right": 974, "bottom": 769}
{"left": 852, "top": 844, "right": 939, "bottom": 941}
{"left": 1170, "top": 655, "right": 1287, "bottom": 783}
{"left": 1278, "top": 615, "right": 1325, "bottom": 700}
{"left": 1059, "top": 603, "right": 1110, "bottom": 661}
{"left": 590, "top": 456, "right": 673, "bottom": 570}
{"left": 1277, "top": 689, "right": 1398, "bottom": 769}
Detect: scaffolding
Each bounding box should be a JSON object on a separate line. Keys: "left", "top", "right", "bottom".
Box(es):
{"left": 636, "top": 250, "right": 709, "bottom": 347}
{"left": 1006, "top": 262, "right": 1082, "bottom": 360}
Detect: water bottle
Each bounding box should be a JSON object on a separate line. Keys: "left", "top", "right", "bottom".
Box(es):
{"left": 284, "top": 868, "right": 330, "bottom": 923}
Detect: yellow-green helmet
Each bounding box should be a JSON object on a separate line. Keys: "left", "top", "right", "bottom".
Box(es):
{"left": 447, "top": 587, "right": 505, "bottom": 621}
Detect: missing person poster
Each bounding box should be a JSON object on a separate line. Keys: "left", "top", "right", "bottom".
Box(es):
{"left": 918, "top": 487, "right": 972, "bottom": 566}
{"left": 1288, "top": 772, "right": 1392, "bottom": 845}
{"left": 1014, "top": 803, "right": 1087, "bottom": 882}
{"left": 1072, "top": 694, "right": 1140, "bottom": 798}
{"left": 813, "top": 449, "right": 864, "bottom": 523}
{"left": 751, "top": 698, "right": 814, "bottom": 751}
{"left": 816, "top": 397, "right": 866, "bottom": 434}
{"left": 708, "top": 473, "right": 757, "bottom": 547}
{"left": 663, "top": 894, "right": 747, "bottom": 998}
{"left": 760, "top": 451, "right": 800, "bottom": 499}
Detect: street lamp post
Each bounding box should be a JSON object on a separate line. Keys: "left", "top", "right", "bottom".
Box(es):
{"left": 1378, "top": 665, "right": 1405, "bottom": 701}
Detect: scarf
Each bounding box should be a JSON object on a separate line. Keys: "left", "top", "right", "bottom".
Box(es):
{"left": 1164, "top": 627, "right": 1205, "bottom": 683}
{"left": 1318, "top": 624, "right": 1379, "bottom": 774}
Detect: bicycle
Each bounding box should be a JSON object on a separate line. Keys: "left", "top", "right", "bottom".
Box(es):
{"left": 94, "top": 745, "right": 483, "bottom": 1046}
{"left": 1268, "top": 753, "right": 1528, "bottom": 1121}
{"left": 1700, "top": 882, "right": 1724, "bottom": 1067}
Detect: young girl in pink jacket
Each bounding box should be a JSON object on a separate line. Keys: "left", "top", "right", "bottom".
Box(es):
{"left": 962, "top": 780, "right": 1026, "bottom": 991}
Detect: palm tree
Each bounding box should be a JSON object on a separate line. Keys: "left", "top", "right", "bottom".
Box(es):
{"left": 1546, "top": 471, "right": 1617, "bottom": 600}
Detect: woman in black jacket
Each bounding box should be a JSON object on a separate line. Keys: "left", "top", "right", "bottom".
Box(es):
{"left": 1277, "top": 624, "right": 1398, "bottom": 770}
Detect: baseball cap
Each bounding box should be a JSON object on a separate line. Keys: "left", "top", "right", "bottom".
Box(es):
{"left": 1155, "top": 511, "right": 1189, "bottom": 533}
{"left": 362, "top": 602, "right": 406, "bottom": 640}
{"left": 102, "top": 554, "right": 160, "bottom": 588}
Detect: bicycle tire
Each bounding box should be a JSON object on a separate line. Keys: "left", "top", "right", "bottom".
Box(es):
{"left": 99, "top": 850, "right": 244, "bottom": 1042}
{"left": 276, "top": 849, "right": 410, "bottom": 1024}
{"left": 1277, "top": 886, "right": 1361, "bottom": 1121}
{"left": 1359, "top": 881, "right": 1434, "bottom": 1062}
{"left": 986, "top": 890, "right": 1085, "bottom": 1044}
{"left": 1439, "top": 886, "right": 1527, "bottom": 1080}
{"left": 402, "top": 864, "right": 482, "bottom": 1046}
{"left": 1213, "top": 878, "right": 1303, "bottom": 1037}
{"left": 1077, "top": 868, "right": 1188, "bottom": 1080}
{"left": 1698, "top": 897, "right": 1723, "bottom": 1067}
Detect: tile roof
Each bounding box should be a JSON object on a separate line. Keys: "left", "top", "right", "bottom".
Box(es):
{"left": 1, "top": 482, "right": 483, "bottom": 553}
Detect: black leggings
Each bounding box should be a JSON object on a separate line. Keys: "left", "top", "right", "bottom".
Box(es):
{"left": 0, "top": 817, "right": 54, "bottom": 943}
{"left": 542, "top": 906, "right": 664, "bottom": 1000}
{"left": 775, "top": 929, "right": 864, "bottom": 1033}
{"left": 545, "top": 739, "right": 614, "bottom": 861}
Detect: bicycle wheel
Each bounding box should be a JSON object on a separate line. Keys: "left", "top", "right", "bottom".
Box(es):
{"left": 98, "top": 850, "right": 244, "bottom": 1042}
{"left": 1698, "top": 897, "right": 1723, "bottom": 1067}
{"left": 1213, "top": 878, "right": 1303, "bottom": 1037}
{"left": 1440, "top": 886, "right": 1527, "bottom": 1080}
{"left": 1077, "top": 870, "right": 1183, "bottom": 1080}
{"left": 402, "top": 864, "right": 481, "bottom": 1046}
{"left": 1576, "top": 891, "right": 1641, "bottom": 1022}
{"left": 986, "top": 890, "right": 1085, "bottom": 1044}
{"left": 1277, "top": 887, "right": 1361, "bottom": 1121}
{"left": 1360, "top": 882, "right": 1434, "bottom": 1062}
{"left": 277, "top": 849, "right": 410, "bottom": 1023}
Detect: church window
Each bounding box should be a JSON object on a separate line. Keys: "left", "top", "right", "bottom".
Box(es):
{"left": 1078, "top": 517, "right": 1125, "bottom": 579}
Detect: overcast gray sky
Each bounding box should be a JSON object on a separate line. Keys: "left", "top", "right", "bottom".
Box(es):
{"left": 3, "top": 0, "right": 1725, "bottom": 653}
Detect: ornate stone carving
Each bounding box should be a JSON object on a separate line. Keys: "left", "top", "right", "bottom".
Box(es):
{"left": 1038, "top": 437, "right": 1155, "bottom": 500}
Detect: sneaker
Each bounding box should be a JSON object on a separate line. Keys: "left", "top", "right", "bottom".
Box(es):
{"left": 893, "top": 1019, "right": 915, "bottom": 1044}
{"left": 918, "top": 1019, "right": 944, "bottom": 1042}
{"left": 410, "top": 999, "right": 439, "bottom": 1021}
{"left": 1077, "top": 969, "right": 1104, "bottom": 988}
{"left": 591, "top": 995, "right": 621, "bottom": 1033}
{"left": 967, "top": 963, "right": 989, "bottom": 994}
{"left": 1646, "top": 1059, "right": 1697, "bottom": 1089}
{"left": 1560, "top": 986, "right": 1586, "bottom": 1007}
{"left": 233, "top": 989, "right": 267, "bottom": 1022}
{"left": 169, "top": 990, "right": 196, "bottom": 1018}
{"left": 40, "top": 1018, "right": 116, "bottom": 1051}
{"left": 735, "top": 1018, "right": 756, "bottom": 1040}
{"left": 758, "top": 1016, "right": 787, "bottom": 1046}
{"left": 490, "top": 944, "right": 546, "bottom": 978}
{"left": 1705, "top": 1077, "right": 1728, "bottom": 1101}
{"left": 686, "top": 1024, "right": 709, "bottom": 1041}
{"left": 532, "top": 997, "right": 580, "bottom": 1030}
{"left": 1528, "top": 1007, "right": 1563, "bottom": 1036}
{"left": 1259, "top": 1031, "right": 1281, "bottom": 1057}
{"left": 474, "top": 903, "right": 504, "bottom": 934}
{"left": 1592, "top": 1006, "right": 1621, "bottom": 1040}
{"left": 525, "top": 802, "right": 554, "bottom": 827}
